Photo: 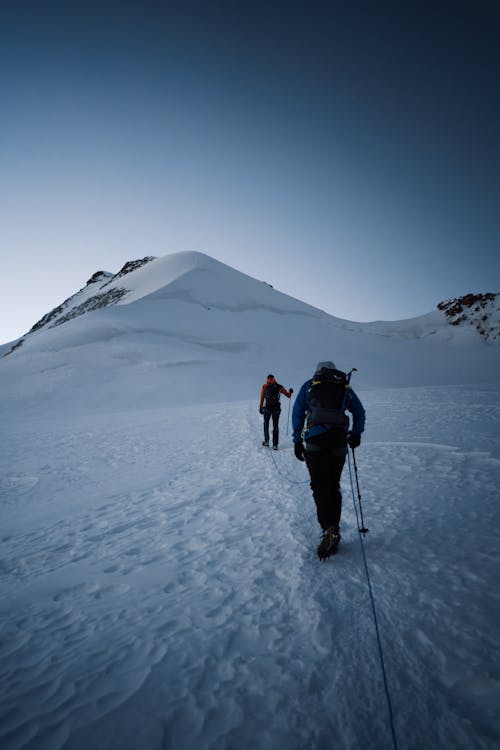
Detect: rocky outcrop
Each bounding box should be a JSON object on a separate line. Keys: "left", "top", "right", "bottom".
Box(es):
{"left": 29, "top": 302, "right": 70, "bottom": 333}
{"left": 27, "top": 259, "right": 154, "bottom": 334}
{"left": 438, "top": 293, "right": 499, "bottom": 342}
{"left": 51, "top": 288, "right": 128, "bottom": 327}
{"left": 2, "top": 338, "right": 24, "bottom": 357}
{"left": 100, "top": 257, "right": 155, "bottom": 288}
{"left": 27, "top": 271, "right": 117, "bottom": 335}
{"left": 3, "top": 259, "right": 156, "bottom": 357}
{"left": 86, "top": 271, "right": 114, "bottom": 286}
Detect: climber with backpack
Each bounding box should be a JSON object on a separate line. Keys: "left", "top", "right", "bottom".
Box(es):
{"left": 292, "top": 361, "right": 365, "bottom": 559}
{"left": 259, "top": 374, "right": 293, "bottom": 450}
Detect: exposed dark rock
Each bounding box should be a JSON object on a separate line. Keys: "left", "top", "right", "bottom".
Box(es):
{"left": 86, "top": 271, "right": 113, "bottom": 286}
{"left": 437, "top": 293, "right": 499, "bottom": 343}
{"left": 52, "top": 288, "right": 127, "bottom": 327}
{"left": 3, "top": 338, "right": 25, "bottom": 357}
{"left": 100, "top": 257, "right": 155, "bottom": 288}
{"left": 10, "top": 259, "right": 154, "bottom": 347}
{"left": 438, "top": 292, "right": 496, "bottom": 317}
{"left": 29, "top": 302, "right": 69, "bottom": 333}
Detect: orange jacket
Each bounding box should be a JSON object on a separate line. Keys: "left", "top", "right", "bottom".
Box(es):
{"left": 259, "top": 378, "right": 292, "bottom": 410}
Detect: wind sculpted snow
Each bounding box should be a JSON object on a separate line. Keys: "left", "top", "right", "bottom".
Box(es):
{"left": 1, "top": 386, "right": 499, "bottom": 750}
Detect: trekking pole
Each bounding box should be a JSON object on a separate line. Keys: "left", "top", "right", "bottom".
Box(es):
{"left": 351, "top": 447, "right": 369, "bottom": 536}
{"left": 286, "top": 396, "right": 291, "bottom": 436}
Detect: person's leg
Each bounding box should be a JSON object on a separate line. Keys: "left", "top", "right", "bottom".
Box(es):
{"left": 327, "top": 452, "right": 347, "bottom": 530}
{"left": 305, "top": 450, "right": 337, "bottom": 530}
{"left": 272, "top": 410, "right": 280, "bottom": 447}
{"left": 263, "top": 410, "right": 271, "bottom": 444}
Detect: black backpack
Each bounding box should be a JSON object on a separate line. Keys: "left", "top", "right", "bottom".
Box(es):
{"left": 307, "top": 367, "right": 349, "bottom": 429}
{"left": 264, "top": 382, "right": 282, "bottom": 410}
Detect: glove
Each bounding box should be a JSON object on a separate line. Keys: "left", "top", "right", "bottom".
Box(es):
{"left": 259, "top": 407, "right": 264, "bottom": 415}
{"left": 289, "top": 387, "right": 293, "bottom": 394}
{"left": 348, "top": 433, "right": 361, "bottom": 449}
{"left": 294, "top": 442, "right": 306, "bottom": 461}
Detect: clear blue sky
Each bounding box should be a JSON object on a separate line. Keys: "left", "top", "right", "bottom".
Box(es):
{"left": 1, "top": 0, "right": 499, "bottom": 343}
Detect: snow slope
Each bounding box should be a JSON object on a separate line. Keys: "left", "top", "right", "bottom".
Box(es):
{"left": 1, "top": 252, "right": 499, "bottom": 421}
{"left": 1, "top": 251, "right": 500, "bottom": 749}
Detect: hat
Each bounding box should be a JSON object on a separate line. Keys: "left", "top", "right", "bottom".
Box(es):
{"left": 315, "top": 361, "right": 337, "bottom": 373}
{"left": 267, "top": 373, "right": 275, "bottom": 379}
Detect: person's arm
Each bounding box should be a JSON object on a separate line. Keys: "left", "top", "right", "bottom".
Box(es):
{"left": 259, "top": 384, "right": 266, "bottom": 411}
{"left": 346, "top": 388, "right": 365, "bottom": 434}
{"left": 292, "top": 382, "right": 308, "bottom": 443}
{"left": 279, "top": 385, "right": 293, "bottom": 398}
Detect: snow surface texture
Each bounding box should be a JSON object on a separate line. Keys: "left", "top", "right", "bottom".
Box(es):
{"left": 1, "top": 251, "right": 500, "bottom": 749}
{"left": 1, "top": 389, "right": 500, "bottom": 750}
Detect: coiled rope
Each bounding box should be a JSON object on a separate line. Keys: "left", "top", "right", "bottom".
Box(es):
{"left": 347, "top": 449, "right": 399, "bottom": 750}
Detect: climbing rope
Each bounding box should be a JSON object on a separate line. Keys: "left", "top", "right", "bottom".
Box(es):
{"left": 265, "top": 436, "right": 398, "bottom": 748}
{"left": 347, "top": 449, "right": 399, "bottom": 750}
{"left": 268, "top": 445, "right": 310, "bottom": 485}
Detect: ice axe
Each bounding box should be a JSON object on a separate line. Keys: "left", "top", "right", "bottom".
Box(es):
{"left": 286, "top": 387, "right": 293, "bottom": 436}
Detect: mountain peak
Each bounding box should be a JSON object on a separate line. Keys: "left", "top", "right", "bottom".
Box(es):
{"left": 3, "top": 254, "right": 500, "bottom": 370}
{"left": 2, "top": 252, "right": 318, "bottom": 357}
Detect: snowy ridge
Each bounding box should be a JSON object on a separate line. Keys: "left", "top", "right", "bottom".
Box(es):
{"left": 4, "top": 252, "right": 499, "bottom": 357}
{"left": 2, "top": 252, "right": 324, "bottom": 357}
{"left": 1, "top": 252, "right": 499, "bottom": 419}
{"left": 332, "top": 309, "right": 445, "bottom": 339}
{"left": 25, "top": 261, "right": 158, "bottom": 336}
{"left": 29, "top": 269, "right": 116, "bottom": 333}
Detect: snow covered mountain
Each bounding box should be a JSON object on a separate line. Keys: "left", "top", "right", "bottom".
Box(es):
{"left": 5, "top": 252, "right": 500, "bottom": 350}
{"left": 1, "top": 251, "right": 499, "bottom": 418}
{"left": 2, "top": 251, "right": 500, "bottom": 749}
{"left": 5, "top": 251, "right": 327, "bottom": 344}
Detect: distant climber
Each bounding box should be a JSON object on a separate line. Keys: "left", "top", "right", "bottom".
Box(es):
{"left": 259, "top": 374, "right": 293, "bottom": 450}
{"left": 292, "top": 361, "right": 365, "bottom": 559}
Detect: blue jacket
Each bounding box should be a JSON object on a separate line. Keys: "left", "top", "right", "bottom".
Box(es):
{"left": 292, "top": 378, "right": 365, "bottom": 444}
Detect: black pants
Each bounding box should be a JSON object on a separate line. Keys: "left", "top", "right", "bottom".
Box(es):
{"left": 263, "top": 408, "right": 280, "bottom": 446}
{"left": 305, "top": 447, "right": 347, "bottom": 530}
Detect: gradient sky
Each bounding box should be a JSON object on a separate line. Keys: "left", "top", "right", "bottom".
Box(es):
{"left": 1, "top": 0, "right": 499, "bottom": 343}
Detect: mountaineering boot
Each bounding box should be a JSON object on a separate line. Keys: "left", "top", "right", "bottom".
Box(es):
{"left": 317, "top": 526, "right": 341, "bottom": 560}
{"left": 262, "top": 441, "right": 269, "bottom": 447}
{"left": 273, "top": 445, "right": 278, "bottom": 450}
